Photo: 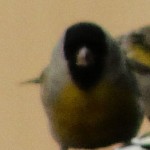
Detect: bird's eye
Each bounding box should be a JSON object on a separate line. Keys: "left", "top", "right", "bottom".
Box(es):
{"left": 131, "top": 32, "right": 145, "bottom": 44}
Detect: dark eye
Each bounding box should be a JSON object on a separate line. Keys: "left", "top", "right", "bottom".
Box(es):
{"left": 131, "top": 32, "right": 145, "bottom": 44}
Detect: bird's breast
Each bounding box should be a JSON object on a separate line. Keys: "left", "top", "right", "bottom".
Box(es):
{"left": 49, "top": 79, "right": 141, "bottom": 148}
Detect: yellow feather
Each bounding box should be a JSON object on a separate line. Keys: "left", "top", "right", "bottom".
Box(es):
{"left": 127, "top": 45, "right": 150, "bottom": 67}
{"left": 50, "top": 79, "right": 137, "bottom": 146}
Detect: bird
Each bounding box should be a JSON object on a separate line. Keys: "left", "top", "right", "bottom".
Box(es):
{"left": 26, "top": 22, "right": 143, "bottom": 150}
{"left": 117, "top": 25, "right": 150, "bottom": 121}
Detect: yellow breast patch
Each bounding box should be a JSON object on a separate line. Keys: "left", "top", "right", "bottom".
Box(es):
{"left": 50, "top": 79, "right": 135, "bottom": 143}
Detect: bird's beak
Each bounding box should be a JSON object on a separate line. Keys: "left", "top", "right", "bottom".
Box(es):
{"left": 76, "top": 47, "right": 93, "bottom": 67}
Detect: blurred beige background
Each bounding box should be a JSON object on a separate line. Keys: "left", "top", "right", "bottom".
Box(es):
{"left": 0, "top": 0, "right": 150, "bottom": 150}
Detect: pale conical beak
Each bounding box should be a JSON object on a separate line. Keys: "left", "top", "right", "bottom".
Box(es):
{"left": 76, "top": 47, "right": 93, "bottom": 66}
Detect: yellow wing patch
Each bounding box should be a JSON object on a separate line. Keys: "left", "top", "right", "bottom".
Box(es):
{"left": 127, "top": 45, "right": 150, "bottom": 66}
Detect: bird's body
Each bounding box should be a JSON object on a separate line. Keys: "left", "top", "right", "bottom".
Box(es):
{"left": 38, "top": 23, "right": 143, "bottom": 150}
{"left": 118, "top": 25, "right": 150, "bottom": 120}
